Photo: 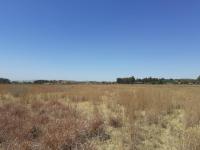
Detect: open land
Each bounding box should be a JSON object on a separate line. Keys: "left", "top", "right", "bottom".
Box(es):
{"left": 0, "top": 84, "right": 200, "bottom": 150}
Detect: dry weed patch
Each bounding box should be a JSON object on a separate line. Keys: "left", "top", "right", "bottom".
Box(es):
{"left": 0, "top": 84, "right": 200, "bottom": 150}
{"left": 0, "top": 98, "right": 105, "bottom": 149}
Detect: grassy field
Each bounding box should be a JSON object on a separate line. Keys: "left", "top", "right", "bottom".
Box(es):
{"left": 0, "top": 84, "right": 200, "bottom": 150}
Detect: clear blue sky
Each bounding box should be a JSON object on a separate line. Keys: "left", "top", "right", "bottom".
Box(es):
{"left": 0, "top": 0, "right": 199, "bottom": 81}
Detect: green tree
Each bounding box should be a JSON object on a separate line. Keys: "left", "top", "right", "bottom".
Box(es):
{"left": 129, "top": 76, "right": 135, "bottom": 84}
{"left": 0, "top": 78, "right": 11, "bottom": 84}
{"left": 197, "top": 76, "right": 200, "bottom": 82}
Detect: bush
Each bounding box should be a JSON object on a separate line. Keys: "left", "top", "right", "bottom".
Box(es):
{"left": 0, "top": 78, "right": 10, "bottom": 84}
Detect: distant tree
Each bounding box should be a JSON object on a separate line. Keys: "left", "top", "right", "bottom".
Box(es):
{"left": 197, "top": 76, "right": 200, "bottom": 81}
{"left": 33, "top": 80, "right": 49, "bottom": 84}
{"left": 197, "top": 76, "right": 200, "bottom": 84}
{"left": 116, "top": 78, "right": 123, "bottom": 84}
{"left": 0, "top": 78, "right": 11, "bottom": 84}
{"left": 117, "top": 76, "right": 135, "bottom": 84}
{"left": 130, "top": 76, "right": 135, "bottom": 83}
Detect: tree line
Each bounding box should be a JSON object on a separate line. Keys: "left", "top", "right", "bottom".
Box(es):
{"left": 0, "top": 78, "right": 114, "bottom": 84}
{"left": 0, "top": 76, "right": 200, "bottom": 84}
{"left": 117, "top": 76, "right": 200, "bottom": 84}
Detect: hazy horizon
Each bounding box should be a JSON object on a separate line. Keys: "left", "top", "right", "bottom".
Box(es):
{"left": 1, "top": 0, "right": 200, "bottom": 81}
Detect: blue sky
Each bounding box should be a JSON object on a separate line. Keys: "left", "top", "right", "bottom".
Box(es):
{"left": 0, "top": 0, "right": 200, "bottom": 81}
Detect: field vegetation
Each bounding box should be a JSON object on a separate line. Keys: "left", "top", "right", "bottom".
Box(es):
{"left": 0, "top": 84, "right": 200, "bottom": 150}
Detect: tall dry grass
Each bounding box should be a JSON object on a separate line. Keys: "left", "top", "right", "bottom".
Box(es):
{"left": 0, "top": 84, "right": 200, "bottom": 149}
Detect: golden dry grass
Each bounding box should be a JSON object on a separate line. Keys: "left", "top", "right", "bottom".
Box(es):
{"left": 0, "top": 84, "right": 200, "bottom": 150}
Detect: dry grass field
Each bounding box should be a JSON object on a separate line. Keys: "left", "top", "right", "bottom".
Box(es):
{"left": 0, "top": 84, "right": 200, "bottom": 150}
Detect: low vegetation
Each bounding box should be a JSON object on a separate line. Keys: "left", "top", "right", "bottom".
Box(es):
{"left": 0, "top": 84, "right": 200, "bottom": 150}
